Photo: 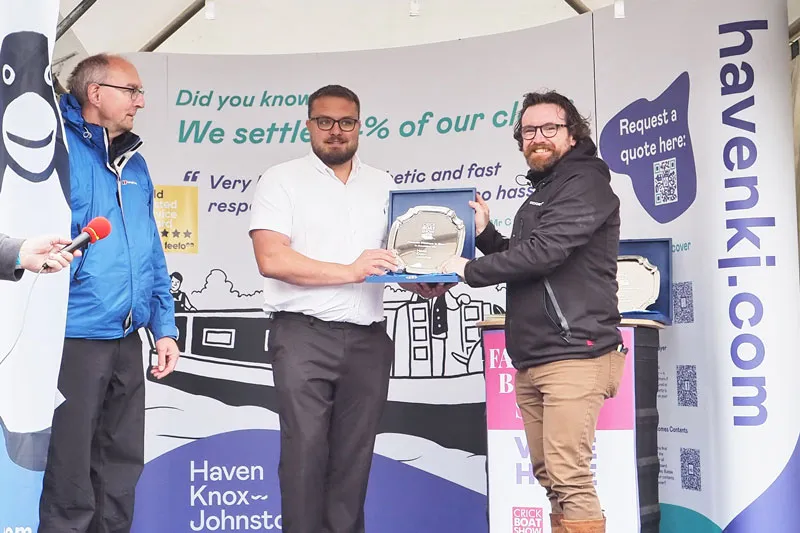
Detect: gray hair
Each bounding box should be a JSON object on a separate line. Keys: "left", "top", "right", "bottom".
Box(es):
{"left": 67, "top": 53, "right": 117, "bottom": 106}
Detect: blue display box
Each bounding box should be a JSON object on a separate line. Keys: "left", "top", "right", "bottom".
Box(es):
{"left": 618, "top": 238, "right": 673, "bottom": 325}
{"left": 366, "top": 187, "right": 477, "bottom": 284}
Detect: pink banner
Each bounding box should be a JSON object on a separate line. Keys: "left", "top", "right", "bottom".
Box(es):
{"left": 484, "top": 327, "right": 635, "bottom": 431}
{"left": 597, "top": 327, "right": 635, "bottom": 431}
{"left": 483, "top": 329, "right": 522, "bottom": 431}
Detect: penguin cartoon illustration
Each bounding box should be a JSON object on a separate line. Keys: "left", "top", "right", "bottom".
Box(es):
{"left": 0, "top": 29, "right": 72, "bottom": 471}
{"left": 0, "top": 30, "right": 70, "bottom": 204}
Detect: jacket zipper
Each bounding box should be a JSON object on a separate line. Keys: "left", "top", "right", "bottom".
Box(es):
{"left": 104, "top": 131, "right": 138, "bottom": 336}
{"left": 506, "top": 187, "right": 538, "bottom": 336}
{"left": 523, "top": 181, "right": 573, "bottom": 343}
{"left": 506, "top": 216, "right": 528, "bottom": 335}
{"left": 543, "top": 278, "right": 572, "bottom": 343}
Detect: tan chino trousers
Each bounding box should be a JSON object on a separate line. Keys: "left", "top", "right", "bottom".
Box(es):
{"left": 514, "top": 350, "right": 627, "bottom": 520}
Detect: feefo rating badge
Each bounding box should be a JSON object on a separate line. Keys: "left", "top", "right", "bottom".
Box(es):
{"left": 153, "top": 185, "right": 198, "bottom": 254}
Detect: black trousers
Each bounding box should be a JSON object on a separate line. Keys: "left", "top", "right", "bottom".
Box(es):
{"left": 38, "top": 333, "right": 145, "bottom": 533}
{"left": 269, "top": 312, "right": 394, "bottom": 533}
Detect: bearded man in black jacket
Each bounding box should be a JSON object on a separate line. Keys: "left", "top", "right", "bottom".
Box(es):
{"left": 443, "top": 91, "right": 626, "bottom": 533}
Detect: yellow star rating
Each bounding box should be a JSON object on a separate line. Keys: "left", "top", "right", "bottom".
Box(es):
{"left": 153, "top": 185, "right": 198, "bottom": 254}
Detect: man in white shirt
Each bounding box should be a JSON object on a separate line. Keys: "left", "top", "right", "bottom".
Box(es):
{"left": 249, "top": 84, "right": 447, "bottom": 533}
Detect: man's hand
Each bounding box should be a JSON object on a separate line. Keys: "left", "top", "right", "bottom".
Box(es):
{"left": 18, "top": 235, "right": 81, "bottom": 273}
{"left": 349, "top": 249, "right": 399, "bottom": 282}
{"left": 400, "top": 282, "right": 455, "bottom": 299}
{"left": 469, "top": 193, "right": 490, "bottom": 236}
{"left": 151, "top": 337, "right": 180, "bottom": 379}
{"left": 440, "top": 256, "right": 469, "bottom": 279}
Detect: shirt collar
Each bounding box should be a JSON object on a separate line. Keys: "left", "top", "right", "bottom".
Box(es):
{"left": 306, "top": 150, "right": 362, "bottom": 183}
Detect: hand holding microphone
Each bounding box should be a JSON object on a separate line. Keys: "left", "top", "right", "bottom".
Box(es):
{"left": 2, "top": 218, "right": 112, "bottom": 367}
{"left": 18, "top": 236, "right": 79, "bottom": 273}
{"left": 32, "top": 217, "right": 112, "bottom": 273}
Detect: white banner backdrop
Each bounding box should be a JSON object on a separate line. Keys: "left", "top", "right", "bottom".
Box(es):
{"left": 595, "top": 0, "right": 800, "bottom": 531}
{"left": 0, "top": 1, "right": 71, "bottom": 531}
{"left": 2, "top": 0, "right": 799, "bottom": 531}
{"left": 130, "top": 0, "right": 800, "bottom": 530}
{"left": 124, "top": 13, "right": 597, "bottom": 533}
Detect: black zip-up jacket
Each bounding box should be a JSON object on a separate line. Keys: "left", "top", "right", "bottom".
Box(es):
{"left": 464, "top": 138, "right": 623, "bottom": 369}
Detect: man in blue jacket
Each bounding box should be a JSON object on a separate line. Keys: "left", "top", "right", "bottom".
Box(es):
{"left": 37, "top": 54, "right": 179, "bottom": 533}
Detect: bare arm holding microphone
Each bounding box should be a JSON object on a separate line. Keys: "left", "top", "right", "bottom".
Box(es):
{"left": 0, "top": 232, "right": 81, "bottom": 281}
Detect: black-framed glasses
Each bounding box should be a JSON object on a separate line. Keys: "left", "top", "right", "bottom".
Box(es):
{"left": 96, "top": 82, "right": 145, "bottom": 100}
{"left": 310, "top": 116, "right": 359, "bottom": 132}
{"left": 521, "top": 123, "right": 568, "bottom": 140}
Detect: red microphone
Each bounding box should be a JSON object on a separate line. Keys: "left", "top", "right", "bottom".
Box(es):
{"left": 61, "top": 216, "right": 112, "bottom": 254}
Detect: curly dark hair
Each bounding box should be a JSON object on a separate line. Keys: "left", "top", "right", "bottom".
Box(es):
{"left": 512, "top": 91, "right": 592, "bottom": 150}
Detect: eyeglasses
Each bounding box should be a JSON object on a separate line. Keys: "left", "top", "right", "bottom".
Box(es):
{"left": 520, "top": 123, "right": 568, "bottom": 140}
{"left": 96, "top": 82, "right": 145, "bottom": 100}
{"left": 310, "top": 116, "right": 359, "bottom": 132}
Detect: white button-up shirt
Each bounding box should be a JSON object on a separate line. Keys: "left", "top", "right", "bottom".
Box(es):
{"left": 249, "top": 151, "right": 393, "bottom": 325}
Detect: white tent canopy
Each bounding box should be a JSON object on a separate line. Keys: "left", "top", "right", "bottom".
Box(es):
{"left": 51, "top": 0, "right": 800, "bottom": 85}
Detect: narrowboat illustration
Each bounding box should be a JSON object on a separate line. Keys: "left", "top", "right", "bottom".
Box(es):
{"left": 146, "top": 272, "right": 505, "bottom": 456}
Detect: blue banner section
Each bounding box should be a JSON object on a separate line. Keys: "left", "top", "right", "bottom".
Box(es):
{"left": 722, "top": 433, "right": 800, "bottom": 532}
{"left": 131, "top": 429, "right": 487, "bottom": 532}
{"left": 0, "top": 436, "right": 44, "bottom": 531}
{"left": 599, "top": 72, "right": 697, "bottom": 224}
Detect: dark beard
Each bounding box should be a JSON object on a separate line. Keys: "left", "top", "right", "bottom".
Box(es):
{"left": 314, "top": 144, "right": 357, "bottom": 166}
{"left": 527, "top": 154, "right": 559, "bottom": 173}
{"left": 525, "top": 143, "right": 564, "bottom": 174}
{"left": 528, "top": 157, "right": 559, "bottom": 173}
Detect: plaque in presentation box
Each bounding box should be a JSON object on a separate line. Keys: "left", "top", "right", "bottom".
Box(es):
{"left": 617, "top": 255, "right": 660, "bottom": 312}
{"left": 366, "top": 188, "right": 476, "bottom": 283}
{"left": 617, "top": 238, "right": 673, "bottom": 325}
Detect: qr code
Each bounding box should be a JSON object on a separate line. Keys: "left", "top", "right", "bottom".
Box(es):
{"left": 677, "top": 364, "right": 698, "bottom": 407}
{"left": 680, "top": 448, "right": 702, "bottom": 491}
{"left": 653, "top": 157, "right": 678, "bottom": 206}
{"left": 673, "top": 281, "right": 694, "bottom": 324}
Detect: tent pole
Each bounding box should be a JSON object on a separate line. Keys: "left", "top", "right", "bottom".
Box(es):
{"left": 791, "top": 17, "right": 800, "bottom": 44}
{"left": 564, "top": 0, "right": 591, "bottom": 15}
{"left": 140, "top": 0, "right": 205, "bottom": 52}
{"left": 56, "top": 0, "right": 99, "bottom": 40}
